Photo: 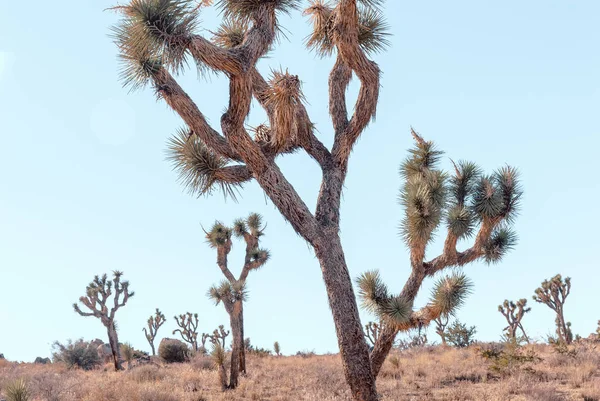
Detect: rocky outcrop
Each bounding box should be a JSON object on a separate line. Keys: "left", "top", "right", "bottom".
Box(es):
{"left": 34, "top": 357, "right": 51, "bottom": 364}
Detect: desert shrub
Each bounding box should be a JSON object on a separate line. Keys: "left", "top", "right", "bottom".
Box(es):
{"left": 191, "top": 354, "right": 214, "bottom": 371}
{"left": 129, "top": 364, "right": 166, "bottom": 383}
{"left": 387, "top": 355, "right": 400, "bottom": 369}
{"left": 139, "top": 388, "right": 180, "bottom": 401}
{"left": 51, "top": 339, "right": 100, "bottom": 370}
{"left": 158, "top": 339, "right": 189, "bottom": 363}
{"left": 4, "top": 379, "right": 30, "bottom": 401}
{"left": 446, "top": 321, "right": 477, "bottom": 348}
{"left": 248, "top": 347, "right": 272, "bottom": 358}
{"left": 295, "top": 350, "right": 316, "bottom": 358}
{"left": 480, "top": 341, "right": 541, "bottom": 376}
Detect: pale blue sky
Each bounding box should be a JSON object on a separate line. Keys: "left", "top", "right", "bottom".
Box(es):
{"left": 1, "top": 1, "right": 599, "bottom": 361}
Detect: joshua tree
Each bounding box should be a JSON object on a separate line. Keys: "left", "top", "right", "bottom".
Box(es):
{"left": 143, "top": 308, "right": 166, "bottom": 356}
{"left": 208, "top": 325, "right": 231, "bottom": 349}
{"left": 364, "top": 322, "right": 381, "bottom": 347}
{"left": 356, "top": 133, "right": 521, "bottom": 376}
{"left": 533, "top": 274, "right": 573, "bottom": 344}
{"left": 205, "top": 214, "right": 269, "bottom": 388}
{"left": 109, "top": 1, "right": 521, "bottom": 398}
{"left": 211, "top": 343, "right": 228, "bottom": 391}
{"left": 173, "top": 312, "right": 200, "bottom": 351}
{"left": 274, "top": 341, "right": 281, "bottom": 356}
{"left": 498, "top": 299, "right": 531, "bottom": 343}
{"left": 434, "top": 315, "right": 450, "bottom": 346}
{"left": 73, "top": 271, "right": 134, "bottom": 371}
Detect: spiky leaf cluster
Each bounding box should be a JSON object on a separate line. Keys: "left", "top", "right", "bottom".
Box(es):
{"left": 304, "top": 0, "right": 389, "bottom": 57}
{"left": 430, "top": 273, "right": 473, "bottom": 317}
{"left": 212, "top": 18, "right": 249, "bottom": 48}
{"left": 206, "top": 222, "right": 233, "bottom": 248}
{"left": 356, "top": 271, "right": 411, "bottom": 325}
{"left": 399, "top": 136, "right": 447, "bottom": 248}
{"left": 167, "top": 129, "right": 240, "bottom": 199}
{"left": 483, "top": 228, "right": 518, "bottom": 263}
{"left": 208, "top": 280, "right": 248, "bottom": 305}
{"left": 219, "top": 0, "right": 301, "bottom": 21}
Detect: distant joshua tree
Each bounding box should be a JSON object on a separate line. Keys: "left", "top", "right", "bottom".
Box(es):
{"left": 434, "top": 315, "right": 450, "bottom": 346}
{"left": 274, "top": 341, "right": 281, "bottom": 356}
{"left": 206, "top": 213, "right": 269, "bottom": 389}
{"left": 73, "top": 271, "right": 134, "bottom": 371}
{"left": 446, "top": 321, "right": 477, "bottom": 348}
{"left": 109, "top": 0, "right": 521, "bottom": 398}
{"left": 143, "top": 308, "right": 166, "bottom": 356}
{"left": 208, "top": 325, "right": 230, "bottom": 349}
{"left": 533, "top": 274, "right": 573, "bottom": 344}
{"left": 364, "top": 322, "right": 381, "bottom": 347}
{"left": 173, "top": 312, "right": 200, "bottom": 351}
{"left": 356, "top": 132, "right": 520, "bottom": 376}
{"left": 498, "top": 299, "right": 531, "bottom": 343}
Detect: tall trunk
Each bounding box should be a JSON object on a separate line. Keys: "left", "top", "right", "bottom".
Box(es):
{"left": 106, "top": 322, "right": 122, "bottom": 371}
{"left": 239, "top": 302, "right": 246, "bottom": 374}
{"left": 228, "top": 303, "right": 243, "bottom": 389}
{"left": 150, "top": 342, "right": 156, "bottom": 356}
{"left": 314, "top": 233, "right": 378, "bottom": 401}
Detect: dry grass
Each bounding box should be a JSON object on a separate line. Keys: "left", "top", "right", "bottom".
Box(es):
{"left": 1, "top": 343, "right": 599, "bottom": 401}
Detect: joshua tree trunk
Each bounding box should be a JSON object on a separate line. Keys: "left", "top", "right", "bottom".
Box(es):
{"left": 239, "top": 302, "right": 246, "bottom": 374}
{"left": 107, "top": 322, "right": 122, "bottom": 371}
{"left": 229, "top": 303, "right": 243, "bottom": 389}
{"left": 314, "top": 233, "right": 378, "bottom": 401}
{"left": 150, "top": 343, "right": 155, "bottom": 356}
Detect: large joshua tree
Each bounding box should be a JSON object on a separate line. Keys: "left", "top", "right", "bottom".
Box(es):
{"left": 143, "top": 308, "right": 166, "bottom": 356}
{"left": 205, "top": 214, "right": 269, "bottom": 388}
{"left": 356, "top": 131, "right": 521, "bottom": 376}
{"left": 498, "top": 299, "right": 531, "bottom": 343}
{"left": 109, "top": 1, "right": 521, "bottom": 399}
{"left": 533, "top": 274, "right": 573, "bottom": 345}
{"left": 73, "top": 271, "right": 134, "bottom": 371}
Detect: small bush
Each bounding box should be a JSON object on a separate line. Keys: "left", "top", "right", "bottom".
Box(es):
{"left": 4, "top": 379, "right": 30, "bottom": 401}
{"left": 158, "top": 338, "right": 189, "bottom": 363}
{"left": 295, "top": 350, "right": 316, "bottom": 358}
{"left": 51, "top": 339, "right": 101, "bottom": 370}
{"left": 446, "top": 321, "right": 477, "bottom": 348}
{"left": 129, "top": 365, "right": 166, "bottom": 383}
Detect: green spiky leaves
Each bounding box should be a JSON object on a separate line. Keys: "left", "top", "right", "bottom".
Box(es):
{"left": 483, "top": 227, "right": 518, "bottom": 264}
{"left": 219, "top": 0, "right": 301, "bottom": 21}
{"left": 304, "top": 0, "right": 390, "bottom": 57}
{"left": 111, "top": 0, "right": 200, "bottom": 89}
{"left": 356, "top": 271, "right": 411, "bottom": 325}
{"left": 232, "top": 213, "right": 264, "bottom": 238}
{"left": 430, "top": 273, "right": 473, "bottom": 317}
{"left": 206, "top": 222, "right": 232, "bottom": 248}
{"left": 446, "top": 205, "right": 475, "bottom": 239}
{"left": 167, "top": 129, "right": 242, "bottom": 199}
{"left": 212, "top": 18, "right": 249, "bottom": 48}
{"left": 208, "top": 280, "right": 248, "bottom": 305}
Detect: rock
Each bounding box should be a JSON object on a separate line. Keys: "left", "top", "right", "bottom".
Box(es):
{"left": 97, "top": 343, "right": 113, "bottom": 363}
{"left": 0, "top": 353, "right": 4, "bottom": 359}
{"left": 34, "top": 357, "right": 51, "bottom": 364}
{"left": 90, "top": 338, "right": 104, "bottom": 348}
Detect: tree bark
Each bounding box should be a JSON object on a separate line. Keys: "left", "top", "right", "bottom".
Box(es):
{"left": 314, "top": 232, "right": 378, "bottom": 401}
{"left": 106, "top": 322, "right": 122, "bottom": 371}
{"left": 369, "top": 323, "right": 398, "bottom": 378}
{"left": 228, "top": 303, "right": 243, "bottom": 389}
{"left": 239, "top": 302, "right": 246, "bottom": 374}
{"left": 150, "top": 343, "right": 156, "bottom": 356}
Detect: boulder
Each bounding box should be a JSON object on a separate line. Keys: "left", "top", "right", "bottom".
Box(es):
{"left": 34, "top": 357, "right": 51, "bottom": 364}
{"left": 0, "top": 353, "right": 4, "bottom": 359}
{"left": 97, "top": 343, "right": 113, "bottom": 363}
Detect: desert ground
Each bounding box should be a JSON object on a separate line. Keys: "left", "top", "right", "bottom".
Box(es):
{"left": 2, "top": 341, "right": 600, "bottom": 401}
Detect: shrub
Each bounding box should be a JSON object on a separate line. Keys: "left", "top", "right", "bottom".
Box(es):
{"left": 51, "top": 339, "right": 101, "bottom": 370}
{"left": 158, "top": 338, "right": 189, "bottom": 363}
{"left": 4, "top": 379, "right": 30, "bottom": 401}
{"left": 446, "top": 321, "right": 477, "bottom": 348}
{"left": 129, "top": 365, "right": 166, "bottom": 383}
{"left": 479, "top": 340, "right": 542, "bottom": 376}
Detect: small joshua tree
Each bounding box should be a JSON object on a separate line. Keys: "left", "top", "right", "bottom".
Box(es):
{"left": 446, "top": 321, "right": 477, "bottom": 348}
{"left": 364, "top": 322, "right": 381, "bottom": 347}
{"left": 206, "top": 214, "right": 269, "bottom": 388}
{"left": 274, "top": 341, "right": 281, "bottom": 356}
{"left": 434, "top": 315, "right": 450, "bottom": 346}
{"left": 498, "top": 299, "right": 531, "bottom": 343}
{"left": 356, "top": 131, "right": 520, "bottom": 376}
{"left": 173, "top": 312, "right": 200, "bottom": 351}
{"left": 143, "top": 308, "right": 166, "bottom": 356}
{"left": 73, "top": 271, "right": 134, "bottom": 371}
{"left": 533, "top": 274, "right": 572, "bottom": 345}
{"left": 208, "top": 325, "right": 230, "bottom": 349}
{"left": 211, "top": 343, "right": 228, "bottom": 392}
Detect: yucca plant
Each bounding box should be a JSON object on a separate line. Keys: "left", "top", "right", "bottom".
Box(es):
{"left": 533, "top": 274, "right": 573, "bottom": 345}
{"left": 205, "top": 214, "right": 269, "bottom": 388}
{"left": 211, "top": 343, "right": 228, "bottom": 391}
{"left": 143, "top": 308, "right": 166, "bottom": 356}
{"left": 356, "top": 131, "right": 521, "bottom": 376}
{"left": 73, "top": 271, "right": 134, "bottom": 371}
{"left": 498, "top": 299, "right": 531, "bottom": 343}
{"left": 120, "top": 343, "right": 135, "bottom": 370}
{"left": 108, "top": 0, "right": 519, "bottom": 399}
{"left": 4, "top": 379, "right": 29, "bottom": 401}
